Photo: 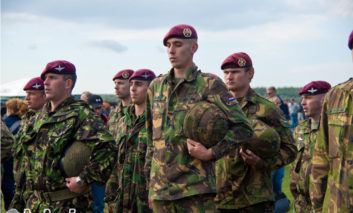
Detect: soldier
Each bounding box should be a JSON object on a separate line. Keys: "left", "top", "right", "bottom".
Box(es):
{"left": 9, "top": 60, "right": 117, "bottom": 212}
{"left": 145, "top": 24, "right": 253, "bottom": 213}
{"left": 310, "top": 30, "right": 353, "bottom": 212}
{"left": 10, "top": 77, "right": 47, "bottom": 211}
{"left": 218, "top": 52, "right": 297, "bottom": 212}
{"left": 289, "top": 81, "right": 331, "bottom": 212}
{"left": 108, "top": 69, "right": 134, "bottom": 138}
{"left": 107, "top": 69, "right": 156, "bottom": 213}
{"left": 1, "top": 120, "right": 14, "bottom": 162}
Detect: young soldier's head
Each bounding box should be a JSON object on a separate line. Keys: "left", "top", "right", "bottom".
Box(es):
{"left": 129, "top": 69, "right": 156, "bottom": 106}
{"left": 112, "top": 69, "right": 134, "bottom": 101}
{"left": 23, "top": 77, "right": 46, "bottom": 112}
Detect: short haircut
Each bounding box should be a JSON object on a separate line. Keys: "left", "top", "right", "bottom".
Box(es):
{"left": 63, "top": 74, "right": 77, "bottom": 91}
{"left": 267, "top": 86, "right": 276, "bottom": 92}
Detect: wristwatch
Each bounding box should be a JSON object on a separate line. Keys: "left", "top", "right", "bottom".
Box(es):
{"left": 75, "top": 176, "right": 84, "bottom": 187}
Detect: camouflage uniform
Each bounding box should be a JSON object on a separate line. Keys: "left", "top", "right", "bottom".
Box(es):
{"left": 145, "top": 65, "right": 252, "bottom": 209}
{"left": 216, "top": 88, "right": 296, "bottom": 210}
{"left": 11, "top": 97, "right": 117, "bottom": 213}
{"left": 1, "top": 120, "right": 14, "bottom": 162}
{"left": 106, "top": 105, "right": 151, "bottom": 213}
{"left": 10, "top": 110, "right": 37, "bottom": 210}
{"left": 108, "top": 101, "right": 129, "bottom": 140}
{"left": 290, "top": 119, "right": 318, "bottom": 212}
{"left": 310, "top": 78, "right": 353, "bottom": 212}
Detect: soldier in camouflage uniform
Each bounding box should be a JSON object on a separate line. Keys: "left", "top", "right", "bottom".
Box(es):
{"left": 10, "top": 77, "right": 47, "bottom": 211}
{"left": 217, "top": 52, "right": 297, "bottom": 212}
{"left": 145, "top": 24, "right": 253, "bottom": 213}
{"left": 1, "top": 120, "right": 14, "bottom": 162}
{"left": 108, "top": 69, "right": 134, "bottom": 139}
{"left": 289, "top": 81, "right": 331, "bottom": 213}
{"left": 9, "top": 60, "right": 117, "bottom": 213}
{"left": 310, "top": 31, "right": 353, "bottom": 213}
{"left": 107, "top": 69, "right": 156, "bottom": 213}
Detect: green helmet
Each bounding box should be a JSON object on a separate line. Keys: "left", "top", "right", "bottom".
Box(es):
{"left": 245, "top": 119, "right": 281, "bottom": 159}
{"left": 60, "top": 141, "right": 91, "bottom": 177}
{"left": 184, "top": 101, "right": 228, "bottom": 148}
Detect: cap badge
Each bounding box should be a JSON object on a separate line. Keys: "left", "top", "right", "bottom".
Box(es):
{"left": 183, "top": 28, "right": 192, "bottom": 38}
{"left": 122, "top": 71, "right": 130, "bottom": 79}
{"left": 142, "top": 73, "right": 150, "bottom": 79}
{"left": 237, "top": 58, "right": 246, "bottom": 67}
{"left": 308, "top": 87, "right": 318, "bottom": 94}
{"left": 32, "top": 83, "right": 41, "bottom": 89}
{"left": 54, "top": 65, "right": 65, "bottom": 72}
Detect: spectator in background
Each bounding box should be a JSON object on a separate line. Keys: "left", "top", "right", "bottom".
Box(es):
{"left": 288, "top": 98, "right": 300, "bottom": 130}
{"left": 266, "top": 86, "right": 290, "bottom": 121}
{"left": 87, "top": 94, "right": 109, "bottom": 213}
{"left": 2, "top": 98, "right": 28, "bottom": 210}
{"left": 80, "top": 91, "right": 93, "bottom": 102}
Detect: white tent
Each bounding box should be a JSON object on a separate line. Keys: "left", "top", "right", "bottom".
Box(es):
{"left": 0, "top": 78, "right": 31, "bottom": 97}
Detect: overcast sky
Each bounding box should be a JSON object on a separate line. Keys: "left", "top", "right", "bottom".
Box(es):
{"left": 1, "top": 0, "right": 352, "bottom": 94}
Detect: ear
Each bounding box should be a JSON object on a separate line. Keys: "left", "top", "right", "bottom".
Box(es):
{"left": 248, "top": 68, "right": 255, "bottom": 80}
{"left": 191, "top": 41, "right": 198, "bottom": 53}
{"left": 65, "top": 78, "right": 73, "bottom": 90}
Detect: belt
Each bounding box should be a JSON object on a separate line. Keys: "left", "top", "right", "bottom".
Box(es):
{"left": 35, "top": 188, "right": 90, "bottom": 202}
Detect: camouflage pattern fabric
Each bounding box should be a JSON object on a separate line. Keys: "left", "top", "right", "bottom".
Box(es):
{"left": 215, "top": 88, "right": 296, "bottom": 210}
{"left": 290, "top": 119, "right": 318, "bottom": 213}
{"left": 106, "top": 105, "right": 151, "bottom": 213}
{"left": 145, "top": 65, "right": 253, "bottom": 201}
{"left": 1, "top": 120, "right": 14, "bottom": 161}
{"left": 218, "top": 201, "right": 274, "bottom": 213}
{"left": 108, "top": 101, "right": 129, "bottom": 140}
{"left": 11, "top": 97, "right": 117, "bottom": 212}
{"left": 310, "top": 78, "right": 353, "bottom": 213}
{"left": 153, "top": 193, "right": 216, "bottom": 213}
{"left": 10, "top": 110, "right": 37, "bottom": 211}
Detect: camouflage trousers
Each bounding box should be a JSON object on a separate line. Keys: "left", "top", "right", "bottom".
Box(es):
{"left": 293, "top": 194, "right": 312, "bottom": 213}
{"left": 153, "top": 193, "right": 216, "bottom": 213}
{"left": 217, "top": 201, "right": 274, "bottom": 213}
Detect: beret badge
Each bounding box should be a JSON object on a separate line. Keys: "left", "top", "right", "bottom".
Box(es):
{"left": 237, "top": 58, "right": 246, "bottom": 67}
{"left": 122, "top": 71, "right": 130, "bottom": 79}
{"left": 183, "top": 28, "right": 192, "bottom": 37}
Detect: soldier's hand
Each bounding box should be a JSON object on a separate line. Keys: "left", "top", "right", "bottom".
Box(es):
{"left": 65, "top": 177, "right": 88, "bottom": 194}
{"left": 240, "top": 148, "right": 261, "bottom": 166}
{"left": 187, "top": 139, "right": 213, "bottom": 161}
{"left": 149, "top": 198, "right": 154, "bottom": 210}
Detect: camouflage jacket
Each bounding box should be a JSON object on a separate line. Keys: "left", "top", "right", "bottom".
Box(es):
{"left": 108, "top": 101, "right": 127, "bottom": 140}
{"left": 106, "top": 105, "right": 151, "bottom": 213}
{"left": 290, "top": 119, "right": 318, "bottom": 212}
{"left": 14, "top": 96, "right": 117, "bottom": 212}
{"left": 10, "top": 110, "right": 37, "bottom": 210}
{"left": 145, "top": 65, "right": 253, "bottom": 200}
{"left": 1, "top": 120, "right": 14, "bottom": 161}
{"left": 216, "top": 88, "right": 296, "bottom": 209}
{"left": 310, "top": 78, "right": 353, "bottom": 213}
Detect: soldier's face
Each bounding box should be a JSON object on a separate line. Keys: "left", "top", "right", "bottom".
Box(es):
{"left": 301, "top": 94, "right": 324, "bottom": 118}
{"left": 25, "top": 90, "right": 46, "bottom": 111}
{"left": 114, "top": 79, "right": 130, "bottom": 99}
{"left": 166, "top": 38, "right": 197, "bottom": 69}
{"left": 43, "top": 73, "right": 70, "bottom": 102}
{"left": 223, "top": 68, "right": 252, "bottom": 92}
{"left": 130, "top": 80, "right": 149, "bottom": 105}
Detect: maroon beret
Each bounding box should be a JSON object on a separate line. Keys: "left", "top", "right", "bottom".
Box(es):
{"left": 40, "top": 60, "right": 76, "bottom": 80}
{"left": 163, "top": 24, "right": 198, "bottom": 46}
{"left": 129, "top": 69, "right": 156, "bottom": 82}
{"left": 299, "top": 81, "right": 331, "bottom": 96}
{"left": 221, "top": 52, "right": 253, "bottom": 70}
{"left": 348, "top": 30, "right": 353, "bottom": 50}
{"left": 113, "top": 69, "right": 134, "bottom": 80}
{"left": 23, "top": 77, "right": 44, "bottom": 91}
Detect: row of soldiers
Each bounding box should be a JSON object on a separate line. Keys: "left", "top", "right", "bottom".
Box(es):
{"left": 1, "top": 24, "right": 352, "bottom": 213}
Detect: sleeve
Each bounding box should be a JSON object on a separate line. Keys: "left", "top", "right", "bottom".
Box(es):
{"left": 310, "top": 96, "right": 329, "bottom": 211}
{"left": 76, "top": 109, "right": 118, "bottom": 185}
{"left": 144, "top": 84, "right": 154, "bottom": 190}
{"left": 205, "top": 77, "right": 253, "bottom": 160}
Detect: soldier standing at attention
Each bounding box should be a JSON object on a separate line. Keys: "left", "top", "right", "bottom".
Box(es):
{"left": 107, "top": 69, "right": 156, "bottom": 213}
{"left": 218, "top": 52, "right": 297, "bottom": 212}
{"left": 9, "top": 60, "right": 117, "bottom": 212}
{"left": 145, "top": 24, "right": 253, "bottom": 213}
{"left": 10, "top": 77, "right": 47, "bottom": 211}
{"left": 289, "top": 81, "right": 331, "bottom": 213}
{"left": 107, "top": 69, "right": 134, "bottom": 138}
{"left": 310, "top": 30, "right": 353, "bottom": 212}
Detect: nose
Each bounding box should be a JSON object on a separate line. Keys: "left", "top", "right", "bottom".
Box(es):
{"left": 168, "top": 45, "right": 175, "bottom": 55}
{"left": 25, "top": 95, "right": 30, "bottom": 100}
